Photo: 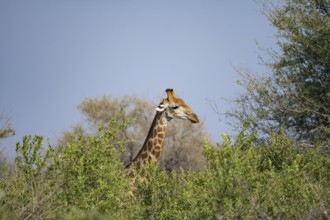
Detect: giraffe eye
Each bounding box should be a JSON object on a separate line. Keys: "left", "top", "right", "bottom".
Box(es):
{"left": 172, "top": 106, "right": 179, "bottom": 110}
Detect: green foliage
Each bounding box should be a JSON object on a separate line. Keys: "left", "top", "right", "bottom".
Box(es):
{"left": 2, "top": 1, "right": 329, "bottom": 218}
{"left": 231, "top": 0, "right": 330, "bottom": 144}
{"left": 137, "top": 131, "right": 330, "bottom": 219}
{"left": 0, "top": 135, "right": 61, "bottom": 219}
{"left": 269, "top": 0, "right": 330, "bottom": 141}
{"left": 56, "top": 113, "right": 132, "bottom": 215}
{"left": 1, "top": 116, "right": 329, "bottom": 219}
{"left": 0, "top": 112, "right": 136, "bottom": 219}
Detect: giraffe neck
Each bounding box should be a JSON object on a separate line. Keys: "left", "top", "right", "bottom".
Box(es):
{"left": 126, "top": 110, "right": 168, "bottom": 170}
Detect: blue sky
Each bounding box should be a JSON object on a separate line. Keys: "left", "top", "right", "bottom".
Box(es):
{"left": 0, "top": 0, "right": 277, "bottom": 157}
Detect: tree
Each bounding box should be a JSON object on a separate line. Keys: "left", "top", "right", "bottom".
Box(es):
{"left": 0, "top": 114, "right": 15, "bottom": 139}
{"left": 0, "top": 113, "right": 15, "bottom": 168}
{"left": 230, "top": 0, "right": 330, "bottom": 144}
{"left": 59, "top": 95, "right": 208, "bottom": 172}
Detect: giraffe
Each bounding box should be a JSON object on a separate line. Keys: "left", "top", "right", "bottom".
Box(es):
{"left": 125, "top": 88, "right": 199, "bottom": 184}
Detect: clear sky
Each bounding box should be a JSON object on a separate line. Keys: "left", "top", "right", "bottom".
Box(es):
{"left": 0, "top": 0, "right": 277, "bottom": 157}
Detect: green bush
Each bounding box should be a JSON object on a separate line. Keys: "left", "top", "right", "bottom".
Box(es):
{"left": 0, "top": 113, "right": 136, "bottom": 219}
{"left": 0, "top": 135, "right": 62, "bottom": 219}
{"left": 135, "top": 131, "right": 330, "bottom": 219}
{"left": 0, "top": 116, "right": 329, "bottom": 219}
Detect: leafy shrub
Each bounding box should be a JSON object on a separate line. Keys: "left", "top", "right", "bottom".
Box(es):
{"left": 0, "top": 135, "right": 61, "bottom": 219}
{"left": 0, "top": 112, "right": 135, "bottom": 219}
{"left": 135, "top": 131, "right": 330, "bottom": 219}
{"left": 0, "top": 116, "right": 329, "bottom": 219}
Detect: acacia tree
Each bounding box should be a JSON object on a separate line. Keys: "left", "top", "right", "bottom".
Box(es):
{"left": 59, "top": 95, "right": 207, "bottom": 172}
{"left": 230, "top": 0, "right": 330, "bottom": 144}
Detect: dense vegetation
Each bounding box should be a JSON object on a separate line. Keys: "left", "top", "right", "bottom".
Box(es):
{"left": 0, "top": 118, "right": 329, "bottom": 219}
{"left": 1, "top": 0, "right": 329, "bottom": 219}
{"left": 231, "top": 0, "right": 330, "bottom": 144}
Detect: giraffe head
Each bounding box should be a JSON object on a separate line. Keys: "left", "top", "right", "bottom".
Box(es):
{"left": 155, "top": 89, "right": 199, "bottom": 123}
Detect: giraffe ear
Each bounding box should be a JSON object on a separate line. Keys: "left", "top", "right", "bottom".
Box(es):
{"left": 155, "top": 104, "right": 165, "bottom": 112}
